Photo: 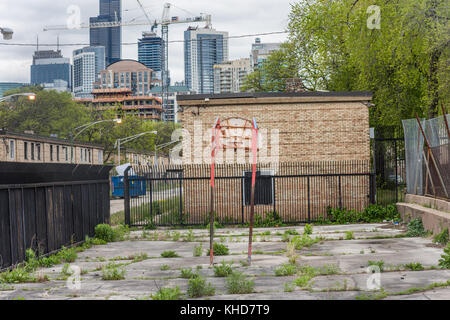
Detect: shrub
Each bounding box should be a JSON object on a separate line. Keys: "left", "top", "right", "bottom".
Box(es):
{"left": 226, "top": 272, "right": 254, "bottom": 294}
{"left": 161, "top": 250, "right": 179, "bottom": 258}
{"left": 406, "top": 219, "right": 427, "bottom": 237}
{"left": 206, "top": 243, "right": 229, "bottom": 256}
{"left": 101, "top": 263, "right": 126, "bottom": 280}
{"left": 95, "top": 224, "right": 116, "bottom": 242}
{"left": 323, "top": 204, "right": 400, "bottom": 224}
{"left": 274, "top": 264, "right": 297, "bottom": 276}
{"left": 251, "top": 211, "right": 284, "bottom": 228}
{"left": 433, "top": 228, "right": 449, "bottom": 245}
{"left": 213, "top": 261, "right": 233, "bottom": 277}
{"left": 151, "top": 287, "right": 183, "bottom": 300}
{"left": 304, "top": 224, "right": 313, "bottom": 235}
{"left": 187, "top": 276, "right": 215, "bottom": 298}
{"left": 439, "top": 243, "right": 450, "bottom": 269}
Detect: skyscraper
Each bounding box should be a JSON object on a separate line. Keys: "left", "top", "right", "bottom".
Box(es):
{"left": 90, "top": 0, "right": 121, "bottom": 67}
{"left": 184, "top": 27, "right": 228, "bottom": 94}
{"left": 73, "top": 46, "right": 105, "bottom": 98}
{"left": 213, "top": 58, "right": 251, "bottom": 94}
{"left": 250, "top": 38, "right": 281, "bottom": 72}
{"left": 30, "top": 50, "right": 72, "bottom": 91}
{"left": 138, "top": 32, "right": 162, "bottom": 72}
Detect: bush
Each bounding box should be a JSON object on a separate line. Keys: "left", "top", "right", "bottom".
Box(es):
{"left": 226, "top": 272, "right": 254, "bottom": 294}
{"left": 187, "top": 276, "right": 215, "bottom": 298}
{"left": 213, "top": 261, "right": 233, "bottom": 277}
{"left": 151, "top": 287, "right": 183, "bottom": 300}
{"left": 323, "top": 204, "right": 400, "bottom": 224}
{"left": 439, "top": 243, "right": 450, "bottom": 269}
{"left": 95, "top": 224, "right": 117, "bottom": 242}
{"left": 57, "top": 246, "right": 77, "bottom": 263}
{"left": 206, "top": 243, "right": 229, "bottom": 256}
{"left": 406, "top": 219, "right": 427, "bottom": 237}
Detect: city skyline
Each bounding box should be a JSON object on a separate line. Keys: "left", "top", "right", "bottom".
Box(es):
{"left": 0, "top": 0, "right": 289, "bottom": 84}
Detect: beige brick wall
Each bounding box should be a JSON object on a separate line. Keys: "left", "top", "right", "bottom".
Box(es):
{"left": 180, "top": 101, "right": 370, "bottom": 164}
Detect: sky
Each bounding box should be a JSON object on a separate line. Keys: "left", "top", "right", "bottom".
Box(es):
{"left": 0, "top": 0, "right": 291, "bottom": 84}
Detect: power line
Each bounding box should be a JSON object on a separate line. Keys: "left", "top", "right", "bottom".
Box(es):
{"left": 0, "top": 31, "right": 288, "bottom": 47}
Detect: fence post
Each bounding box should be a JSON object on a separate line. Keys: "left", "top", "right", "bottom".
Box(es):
{"left": 124, "top": 166, "right": 131, "bottom": 226}
{"left": 179, "top": 173, "right": 183, "bottom": 224}
{"left": 338, "top": 175, "right": 342, "bottom": 210}
{"left": 369, "top": 173, "right": 376, "bottom": 204}
{"left": 307, "top": 176, "right": 311, "bottom": 223}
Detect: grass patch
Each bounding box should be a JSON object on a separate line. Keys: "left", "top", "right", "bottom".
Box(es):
{"left": 180, "top": 268, "right": 198, "bottom": 279}
{"left": 403, "top": 262, "right": 424, "bottom": 271}
{"left": 439, "top": 243, "right": 450, "bottom": 269}
{"left": 101, "top": 263, "right": 126, "bottom": 280}
{"left": 345, "top": 231, "right": 354, "bottom": 240}
{"left": 151, "top": 286, "right": 183, "bottom": 300}
{"left": 274, "top": 264, "right": 297, "bottom": 277}
{"left": 160, "top": 265, "right": 170, "bottom": 271}
{"left": 433, "top": 228, "right": 449, "bottom": 245}
{"left": 213, "top": 261, "right": 234, "bottom": 277}
{"left": 193, "top": 243, "right": 203, "bottom": 257}
{"left": 226, "top": 272, "right": 255, "bottom": 294}
{"left": 160, "top": 250, "right": 179, "bottom": 258}
{"left": 187, "top": 276, "right": 215, "bottom": 298}
{"left": 206, "top": 243, "right": 229, "bottom": 256}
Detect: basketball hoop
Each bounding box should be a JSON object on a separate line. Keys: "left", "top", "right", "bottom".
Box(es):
{"left": 209, "top": 117, "right": 259, "bottom": 266}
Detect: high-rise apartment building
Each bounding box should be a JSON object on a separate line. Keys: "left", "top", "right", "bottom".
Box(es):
{"left": 73, "top": 46, "right": 106, "bottom": 98}
{"left": 184, "top": 27, "right": 228, "bottom": 94}
{"left": 90, "top": 0, "right": 121, "bottom": 66}
{"left": 213, "top": 58, "right": 251, "bottom": 94}
{"left": 250, "top": 38, "right": 281, "bottom": 71}
{"left": 30, "top": 50, "right": 72, "bottom": 91}
{"left": 149, "top": 84, "right": 191, "bottom": 122}
{"left": 138, "top": 32, "right": 162, "bottom": 72}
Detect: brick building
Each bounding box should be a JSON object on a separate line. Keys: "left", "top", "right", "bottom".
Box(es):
{"left": 173, "top": 91, "right": 373, "bottom": 223}
{"left": 0, "top": 130, "right": 104, "bottom": 165}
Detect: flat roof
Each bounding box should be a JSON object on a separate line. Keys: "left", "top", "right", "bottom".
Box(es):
{"left": 0, "top": 130, "right": 104, "bottom": 149}
{"left": 177, "top": 91, "right": 373, "bottom": 105}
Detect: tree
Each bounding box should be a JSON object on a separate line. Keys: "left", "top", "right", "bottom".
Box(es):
{"left": 242, "top": 0, "right": 450, "bottom": 128}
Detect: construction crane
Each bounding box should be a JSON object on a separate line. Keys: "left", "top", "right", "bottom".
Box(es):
{"left": 43, "top": 2, "right": 212, "bottom": 121}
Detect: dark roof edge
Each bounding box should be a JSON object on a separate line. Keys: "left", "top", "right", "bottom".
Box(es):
{"left": 177, "top": 91, "right": 373, "bottom": 101}
{"left": 0, "top": 130, "right": 104, "bottom": 148}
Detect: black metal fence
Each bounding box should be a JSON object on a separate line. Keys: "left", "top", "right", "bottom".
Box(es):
{"left": 0, "top": 163, "right": 112, "bottom": 270}
{"left": 372, "top": 127, "right": 406, "bottom": 205}
{"left": 125, "top": 161, "right": 375, "bottom": 226}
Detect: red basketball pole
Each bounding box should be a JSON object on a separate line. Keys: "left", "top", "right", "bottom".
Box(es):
{"left": 248, "top": 118, "right": 258, "bottom": 265}
{"left": 210, "top": 117, "right": 221, "bottom": 266}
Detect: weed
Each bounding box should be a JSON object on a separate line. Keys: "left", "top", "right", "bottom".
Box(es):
{"left": 245, "top": 211, "right": 284, "bottom": 228}
{"left": 206, "top": 243, "right": 229, "bottom": 256}
{"left": 0, "top": 284, "right": 14, "bottom": 291}
{"left": 161, "top": 251, "right": 179, "bottom": 258}
{"left": 151, "top": 286, "right": 183, "bottom": 300}
{"left": 406, "top": 219, "right": 427, "bottom": 237}
{"left": 193, "top": 243, "right": 203, "bottom": 257}
{"left": 160, "top": 265, "right": 171, "bottom": 271}
{"left": 368, "top": 260, "right": 385, "bottom": 272}
{"left": 95, "top": 224, "right": 117, "bottom": 242}
{"left": 284, "top": 282, "right": 295, "bottom": 292}
{"left": 317, "top": 264, "right": 340, "bottom": 275}
{"left": 187, "top": 276, "right": 215, "bottom": 298}
{"left": 291, "top": 234, "right": 322, "bottom": 250}
{"left": 439, "top": 243, "right": 450, "bottom": 269}
{"left": 345, "top": 231, "right": 354, "bottom": 240}
{"left": 57, "top": 246, "right": 77, "bottom": 263}
{"left": 433, "top": 228, "right": 449, "bottom": 245}
{"left": 0, "top": 267, "right": 34, "bottom": 284}
{"left": 143, "top": 220, "right": 157, "bottom": 230}
{"left": 213, "top": 261, "right": 233, "bottom": 277}
{"left": 404, "top": 263, "right": 424, "bottom": 271}
{"left": 101, "top": 263, "right": 126, "bottom": 280}
{"left": 282, "top": 233, "right": 292, "bottom": 242}
{"left": 184, "top": 229, "right": 195, "bottom": 242}
{"left": 286, "top": 241, "right": 298, "bottom": 264}
{"left": 274, "top": 264, "right": 297, "bottom": 276}
{"left": 132, "top": 253, "right": 149, "bottom": 263}
{"left": 172, "top": 231, "right": 181, "bottom": 242}
{"left": 180, "top": 268, "right": 198, "bottom": 279}
{"left": 304, "top": 224, "right": 313, "bottom": 235}
{"left": 226, "top": 272, "right": 254, "bottom": 294}
{"left": 294, "top": 274, "right": 313, "bottom": 288}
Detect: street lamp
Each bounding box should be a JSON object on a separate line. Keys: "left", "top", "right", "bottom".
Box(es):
{"left": 0, "top": 93, "right": 36, "bottom": 103}
{"left": 154, "top": 140, "right": 180, "bottom": 167}
{"left": 70, "top": 118, "right": 122, "bottom": 163}
{"left": 0, "top": 27, "right": 13, "bottom": 40}
{"left": 114, "top": 131, "right": 158, "bottom": 166}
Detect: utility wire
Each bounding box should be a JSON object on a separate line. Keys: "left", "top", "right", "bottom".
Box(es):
{"left": 0, "top": 31, "right": 288, "bottom": 47}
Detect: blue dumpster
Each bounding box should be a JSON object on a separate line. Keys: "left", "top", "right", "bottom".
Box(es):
{"left": 111, "top": 176, "right": 146, "bottom": 198}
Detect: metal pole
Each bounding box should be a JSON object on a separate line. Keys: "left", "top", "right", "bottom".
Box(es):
{"left": 248, "top": 119, "right": 258, "bottom": 266}
{"left": 118, "top": 141, "right": 121, "bottom": 166}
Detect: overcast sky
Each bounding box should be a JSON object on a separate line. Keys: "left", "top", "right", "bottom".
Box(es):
{"left": 0, "top": 0, "right": 291, "bottom": 84}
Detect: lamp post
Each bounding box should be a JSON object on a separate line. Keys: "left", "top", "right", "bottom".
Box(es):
{"left": 0, "top": 93, "right": 36, "bottom": 103}
{"left": 0, "top": 27, "right": 13, "bottom": 40}
{"left": 70, "top": 118, "right": 122, "bottom": 163}
{"left": 114, "top": 131, "right": 158, "bottom": 166}
{"left": 153, "top": 140, "right": 180, "bottom": 167}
